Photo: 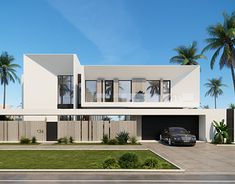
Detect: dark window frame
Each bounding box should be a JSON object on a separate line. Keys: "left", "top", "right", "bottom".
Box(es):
{"left": 58, "top": 75, "right": 74, "bottom": 107}
{"left": 163, "top": 80, "right": 171, "bottom": 101}
{"left": 105, "top": 80, "right": 114, "bottom": 102}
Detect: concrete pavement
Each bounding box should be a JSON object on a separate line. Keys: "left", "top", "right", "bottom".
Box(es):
{"left": 142, "top": 142, "right": 235, "bottom": 173}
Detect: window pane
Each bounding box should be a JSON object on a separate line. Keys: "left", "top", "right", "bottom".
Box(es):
{"left": 58, "top": 75, "right": 73, "bottom": 105}
{"left": 105, "top": 80, "right": 113, "bottom": 102}
{"left": 163, "top": 80, "right": 171, "bottom": 102}
{"left": 146, "top": 80, "right": 160, "bottom": 102}
{"left": 85, "top": 81, "right": 97, "bottom": 102}
{"left": 118, "top": 81, "right": 131, "bottom": 102}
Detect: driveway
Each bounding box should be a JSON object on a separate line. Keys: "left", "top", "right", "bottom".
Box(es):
{"left": 142, "top": 142, "right": 235, "bottom": 173}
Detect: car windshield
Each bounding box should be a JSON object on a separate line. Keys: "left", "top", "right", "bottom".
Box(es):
{"left": 169, "top": 128, "right": 188, "bottom": 134}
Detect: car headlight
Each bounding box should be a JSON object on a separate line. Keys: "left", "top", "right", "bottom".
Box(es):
{"left": 173, "top": 137, "right": 181, "bottom": 141}
{"left": 191, "top": 137, "right": 196, "bottom": 140}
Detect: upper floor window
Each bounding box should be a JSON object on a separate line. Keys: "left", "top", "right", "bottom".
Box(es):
{"left": 118, "top": 80, "right": 132, "bottom": 102}
{"left": 163, "top": 80, "right": 171, "bottom": 102}
{"left": 58, "top": 75, "right": 73, "bottom": 107}
{"left": 105, "top": 80, "right": 113, "bottom": 102}
{"left": 85, "top": 80, "right": 97, "bottom": 102}
{"left": 146, "top": 80, "right": 160, "bottom": 102}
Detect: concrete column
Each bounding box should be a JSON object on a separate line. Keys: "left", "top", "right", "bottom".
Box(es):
{"left": 132, "top": 78, "right": 146, "bottom": 102}
{"left": 160, "top": 78, "right": 163, "bottom": 102}
{"left": 97, "top": 79, "right": 102, "bottom": 102}
{"left": 114, "top": 78, "right": 119, "bottom": 102}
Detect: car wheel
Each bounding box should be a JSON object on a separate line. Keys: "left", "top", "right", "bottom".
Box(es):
{"left": 168, "top": 138, "right": 172, "bottom": 146}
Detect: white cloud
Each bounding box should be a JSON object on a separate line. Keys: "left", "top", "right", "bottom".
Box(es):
{"left": 47, "top": 0, "right": 149, "bottom": 64}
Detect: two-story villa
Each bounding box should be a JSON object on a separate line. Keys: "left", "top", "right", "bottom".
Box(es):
{"left": 0, "top": 54, "right": 234, "bottom": 142}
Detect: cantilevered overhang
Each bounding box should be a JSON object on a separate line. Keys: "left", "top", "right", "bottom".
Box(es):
{"left": 0, "top": 109, "right": 224, "bottom": 116}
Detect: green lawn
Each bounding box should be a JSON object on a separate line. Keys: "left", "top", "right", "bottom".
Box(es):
{"left": 0, "top": 150, "right": 177, "bottom": 169}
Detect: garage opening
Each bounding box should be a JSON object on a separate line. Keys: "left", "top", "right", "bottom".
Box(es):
{"left": 142, "top": 115, "right": 199, "bottom": 140}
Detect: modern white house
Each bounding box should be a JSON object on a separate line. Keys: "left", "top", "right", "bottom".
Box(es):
{"left": 0, "top": 54, "right": 234, "bottom": 142}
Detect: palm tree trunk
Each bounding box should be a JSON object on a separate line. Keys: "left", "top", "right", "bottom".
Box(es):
{"left": 3, "top": 82, "right": 6, "bottom": 109}
{"left": 230, "top": 65, "right": 235, "bottom": 94}
{"left": 229, "top": 44, "right": 235, "bottom": 94}
{"left": 214, "top": 96, "right": 217, "bottom": 109}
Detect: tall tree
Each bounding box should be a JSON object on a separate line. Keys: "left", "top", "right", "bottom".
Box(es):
{"left": 0, "top": 52, "right": 20, "bottom": 109}
{"left": 203, "top": 12, "right": 235, "bottom": 93}
{"left": 205, "top": 77, "right": 226, "bottom": 109}
{"left": 170, "top": 41, "right": 206, "bottom": 65}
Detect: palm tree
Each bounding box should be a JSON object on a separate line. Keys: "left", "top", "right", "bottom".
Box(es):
{"left": 146, "top": 81, "right": 160, "bottom": 97}
{"left": 0, "top": 52, "right": 20, "bottom": 109}
{"left": 205, "top": 77, "right": 226, "bottom": 108}
{"left": 202, "top": 12, "right": 235, "bottom": 93}
{"left": 229, "top": 103, "right": 235, "bottom": 109}
{"left": 170, "top": 41, "right": 207, "bottom": 65}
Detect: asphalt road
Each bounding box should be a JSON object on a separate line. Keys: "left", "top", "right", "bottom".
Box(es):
{"left": 0, "top": 172, "right": 234, "bottom": 184}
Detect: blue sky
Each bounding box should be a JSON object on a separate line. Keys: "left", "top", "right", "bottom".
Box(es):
{"left": 0, "top": 0, "right": 234, "bottom": 108}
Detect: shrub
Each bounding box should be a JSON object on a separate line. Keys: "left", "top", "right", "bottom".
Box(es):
{"left": 31, "top": 136, "right": 37, "bottom": 144}
{"left": 108, "top": 138, "right": 118, "bottom": 145}
{"left": 118, "top": 153, "right": 139, "bottom": 169}
{"left": 129, "top": 136, "right": 137, "bottom": 144}
{"left": 57, "top": 137, "right": 68, "bottom": 144}
{"left": 142, "top": 157, "right": 159, "bottom": 169}
{"left": 69, "top": 136, "right": 74, "bottom": 144}
{"left": 116, "top": 131, "right": 129, "bottom": 145}
{"left": 20, "top": 137, "right": 31, "bottom": 144}
{"left": 213, "top": 119, "right": 229, "bottom": 144}
{"left": 102, "top": 134, "right": 109, "bottom": 144}
{"left": 102, "top": 157, "right": 120, "bottom": 169}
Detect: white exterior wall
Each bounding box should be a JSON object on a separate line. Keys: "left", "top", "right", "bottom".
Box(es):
{"left": 23, "top": 54, "right": 79, "bottom": 121}
{"left": 82, "top": 65, "right": 200, "bottom": 108}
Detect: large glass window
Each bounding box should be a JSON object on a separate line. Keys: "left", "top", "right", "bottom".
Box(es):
{"left": 105, "top": 80, "right": 113, "bottom": 102}
{"left": 163, "top": 80, "right": 171, "bottom": 102}
{"left": 85, "top": 80, "right": 97, "bottom": 102}
{"left": 146, "top": 80, "right": 160, "bottom": 102}
{"left": 58, "top": 75, "right": 73, "bottom": 106}
{"left": 118, "top": 80, "right": 132, "bottom": 102}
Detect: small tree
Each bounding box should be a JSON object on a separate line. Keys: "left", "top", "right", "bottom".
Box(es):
{"left": 229, "top": 103, "right": 235, "bottom": 109}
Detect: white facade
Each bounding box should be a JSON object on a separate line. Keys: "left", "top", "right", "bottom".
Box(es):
{"left": 23, "top": 54, "right": 200, "bottom": 111}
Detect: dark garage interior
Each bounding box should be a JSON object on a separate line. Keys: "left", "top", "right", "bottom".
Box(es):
{"left": 142, "top": 115, "right": 199, "bottom": 140}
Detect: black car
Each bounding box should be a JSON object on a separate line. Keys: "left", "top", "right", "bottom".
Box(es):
{"left": 160, "top": 127, "right": 196, "bottom": 146}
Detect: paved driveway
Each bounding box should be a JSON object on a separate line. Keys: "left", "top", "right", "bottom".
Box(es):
{"left": 142, "top": 142, "right": 235, "bottom": 173}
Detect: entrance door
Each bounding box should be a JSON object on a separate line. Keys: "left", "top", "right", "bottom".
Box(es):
{"left": 46, "top": 122, "right": 57, "bottom": 141}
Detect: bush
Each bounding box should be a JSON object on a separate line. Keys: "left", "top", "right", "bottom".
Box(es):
{"left": 31, "top": 136, "right": 37, "bottom": 144}
{"left": 116, "top": 131, "right": 129, "bottom": 145}
{"left": 102, "top": 157, "right": 120, "bottom": 169}
{"left": 108, "top": 138, "right": 118, "bottom": 145}
{"left": 69, "top": 136, "right": 74, "bottom": 144}
{"left": 129, "top": 136, "right": 137, "bottom": 144}
{"left": 102, "top": 134, "right": 109, "bottom": 144}
{"left": 118, "top": 153, "right": 139, "bottom": 169}
{"left": 20, "top": 137, "right": 31, "bottom": 144}
{"left": 142, "top": 157, "right": 159, "bottom": 169}
{"left": 57, "top": 137, "right": 69, "bottom": 144}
